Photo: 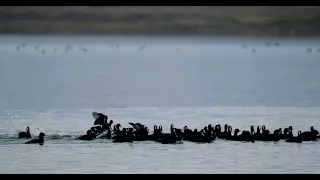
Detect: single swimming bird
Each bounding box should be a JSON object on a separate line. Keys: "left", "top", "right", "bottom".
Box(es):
{"left": 301, "top": 126, "right": 319, "bottom": 141}
{"left": 286, "top": 131, "right": 302, "bottom": 143}
{"left": 77, "top": 130, "right": 95, "bottom": 141}
{"left": 18, "top": 126, "right": 32, "bottom": 139}
{"left": 25, "top": 132, "right": 45, "bottom": 145}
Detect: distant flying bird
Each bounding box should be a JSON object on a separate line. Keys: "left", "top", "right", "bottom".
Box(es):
{"left": 81, "top": 48, "right": 88, "bottom": 52}
{"left": 65, "top": 44, "right": 73, "bottom": 52}
{"left": 34, "top": 45, "right": 40, "bottom": 50}
{"left": 139, "top": 45, "right": 145, "bottom": 51}
{"left": 306, "top": 48, "right": 312, "bottom": 53}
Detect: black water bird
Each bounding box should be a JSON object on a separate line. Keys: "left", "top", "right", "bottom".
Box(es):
{"left": 93, "top": 112, "right": 108, "bottom": 126}
{"left": 25, "top": 132, "right": 45, "bottom": 145}
{"left": 301, "top": 126, "right": 319, "bottom": 141}
{"left": 77, "top": 130, "right": 95, "bottom": 141}
{"left": 18, "top": 126, "right": 31, "bottom": 139}
{"left": 286, "top": 131, "right": 302, "bottom": 143}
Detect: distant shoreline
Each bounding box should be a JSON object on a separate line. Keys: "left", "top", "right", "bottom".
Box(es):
{"left": 1, "top": 21, "right": 320, "bottom": 37}
{"left": 1, "top": 6, "right": 320, "bottom": 37}
{"left": 1, "top": 32, "right": 320, "bottom": 37}
{"left": 2, "top": 33, "right": 320, "bottom": 38}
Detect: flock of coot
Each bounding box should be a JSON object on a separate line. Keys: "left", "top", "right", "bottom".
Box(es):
{"left": 18, "top": 112, "right": 320, "bottom": 145}
{"left": 14, "top": 41, "right": 320, "bottom": 55}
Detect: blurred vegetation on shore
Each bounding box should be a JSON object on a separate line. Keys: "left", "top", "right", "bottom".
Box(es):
{"left": 0, "top": 6, "right": 320, "bottom": 36}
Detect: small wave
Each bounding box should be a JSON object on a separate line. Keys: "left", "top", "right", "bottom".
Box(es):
{"left": 0, "top": 134, "right": 16, "bottom": 139}
{"left": 47, "top": 134, "right": 74, "bottom": 140}
{"left": 0, "top": 133, "right": 82, "bottom": 140}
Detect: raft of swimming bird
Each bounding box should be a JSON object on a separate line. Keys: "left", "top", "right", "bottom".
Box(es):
{"left": 18, "top": 112, "right": 320, "bottom": 145}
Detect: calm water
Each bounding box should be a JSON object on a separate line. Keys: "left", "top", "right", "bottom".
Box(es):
{"left": 0, "top": 35, "right": 320, "bottom": 173}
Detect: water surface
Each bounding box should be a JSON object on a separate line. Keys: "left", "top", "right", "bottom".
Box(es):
{"left": 0, "top": 35, "right": 320, "bottom": 173}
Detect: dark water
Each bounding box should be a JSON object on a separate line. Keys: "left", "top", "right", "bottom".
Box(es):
{"left": 0, "top": 35, "right": 320, "bottom": 173}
